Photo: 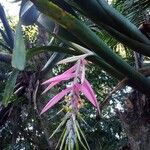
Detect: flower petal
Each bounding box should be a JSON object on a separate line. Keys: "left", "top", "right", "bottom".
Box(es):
{"left": 40, "top": 88, "right": 71, "bottom": 114}
{"left": 42, "top": 72, "right": 76, "bottom": 94}
{"left": 80, "top": 84, "right": 96, "bottom": 107}
{"left": 80, "top": 64, "right": 85, "bottom": 84}
{"left": 62, "top": 64, "right": 76, "bottom": 74}
{"left": 42, "top": 64, "right": 76, "bottom": 85}
{"left": 42, "top": 81, "right": 59, "bottom": 94}
{"left": 80, "top": 79, "right": 98, "bottom": 108}
{"left": 42, "top": 72, "right": 75, "bottom": 85}
{"left": 82, "top": 79, "right": 100, "bottom": 113}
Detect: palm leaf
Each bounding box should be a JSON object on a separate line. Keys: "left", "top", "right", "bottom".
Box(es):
{"left": 113, "top": 0, "right": 150, "bottom": 26}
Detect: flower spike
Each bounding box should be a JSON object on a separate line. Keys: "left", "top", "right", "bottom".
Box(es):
{"left": 41, "top": 54, "right": 100, "bottom": 150}
{"left": 41, "top": 54, "right": 100, "bottom": 114}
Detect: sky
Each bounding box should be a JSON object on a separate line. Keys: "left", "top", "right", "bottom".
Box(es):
{"left": 0, "top": 0, "right": 20, "bottom": 17}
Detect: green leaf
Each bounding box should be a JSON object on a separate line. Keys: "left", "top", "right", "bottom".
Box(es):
{"left": 50, "top": 114, "right": 68, "bottom": 139}
{"left": 75, "top": 137, "right": 79, "bottom": 150}
{"left": 12, "top": 21, "right": 26, "bottom": 70}
{"left": 27, "top": 46, "right": 78, "bottom": 60}
{"left": 76, "top": 121, "right": 90, "bottom": 150}
{"left": 59, "top": 129, "right": 68, "bottom": 150}
{"left": 73, "top": 121, "right": 88, "bottom": 150}
{"left": 2, "top": 69, "right": 19, "bottom": 106}
{"left": 27, "top": 46, "right": 123, "bottom": 80}
{"left": 55, "top": 128, "right": 67, "bottom": 150}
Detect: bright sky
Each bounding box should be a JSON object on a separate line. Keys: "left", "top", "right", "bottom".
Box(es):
{"left": 0, "top": 0, "right": 20, "bottom": 17}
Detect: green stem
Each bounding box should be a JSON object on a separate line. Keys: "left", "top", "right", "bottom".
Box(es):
{"left": 27, "top": 46, "right": 77, "bottom": 59}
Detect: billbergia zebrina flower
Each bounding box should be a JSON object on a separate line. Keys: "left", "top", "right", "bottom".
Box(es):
{"left": 41, "top": 54, "right": 100, "bottom": 115}
{"left": 41, "top": 53, "right": 100, "bottom": 150}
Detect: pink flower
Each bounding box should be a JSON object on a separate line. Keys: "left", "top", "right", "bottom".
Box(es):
{"left": 41, "top": 55, "right": 100, "bottom": 115}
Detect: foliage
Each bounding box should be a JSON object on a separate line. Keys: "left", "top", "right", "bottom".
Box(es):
{"left": 0, "top": 0, "right": 150, "bottom": 150}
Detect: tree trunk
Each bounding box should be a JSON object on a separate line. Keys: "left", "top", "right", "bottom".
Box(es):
{"left": 118, "top": 91, "right": 150, "bottom": 150}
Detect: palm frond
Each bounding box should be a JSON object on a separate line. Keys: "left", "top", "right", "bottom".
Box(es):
{"left": 113, "top": 0, "right": 150, "bottom": 26}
